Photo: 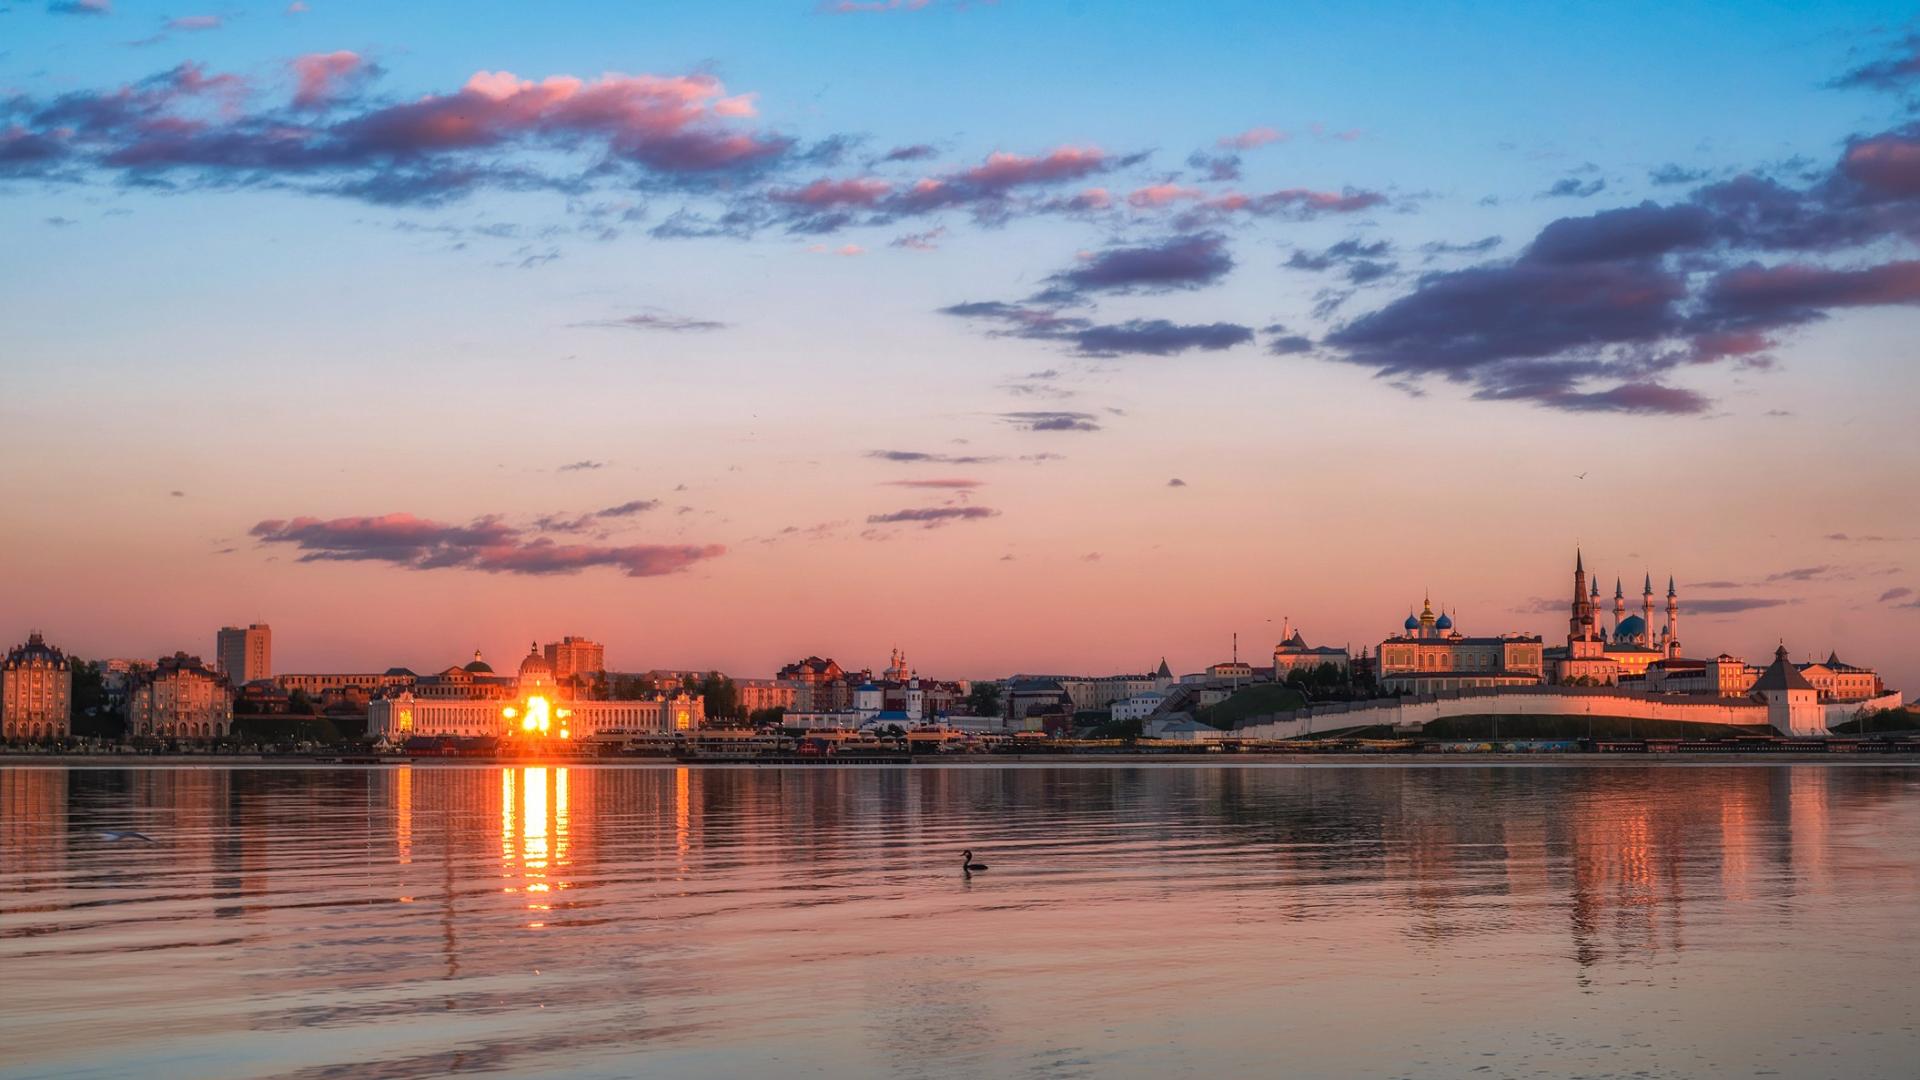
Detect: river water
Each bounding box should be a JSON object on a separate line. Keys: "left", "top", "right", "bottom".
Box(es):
{"left": 3, "top": 763, "right": 1919, "bottom": 1078}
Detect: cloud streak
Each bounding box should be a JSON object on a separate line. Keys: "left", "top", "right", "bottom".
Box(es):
{"left": 250, "top": 511, "right": 718, "bottom": 577}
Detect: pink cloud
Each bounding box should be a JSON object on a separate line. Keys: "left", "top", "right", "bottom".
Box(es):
{"left": 960, "top": 146, "right": 1108, "bottom": 190}
{"left": 332, "top": 70, "right": 792, "bottom": 172}
{"left": 166, "top": 14, "right": 222, "bottom": 30}
{"left": 1126, "top": 183, "right": 1203, "bottom": 208}
{"left": 806, "top": 243, "right": 866, "bottom": 256}
{"left": 1217, "top": 126, "right": 1286, "bottom": 150}
{"left": 290, "top": 51, "right": 373, "bottom": 109}
{"left": 769, "top": 176, "right": 893, "bottom": 207}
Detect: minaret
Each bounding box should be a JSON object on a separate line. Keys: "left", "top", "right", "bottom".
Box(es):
{"left": 1612, "top": 578, "right": 1625, "bottom": 637}
{"left": 1590, "top": 578, "right": 1601, "bottom": 640}
{"left": 1570, "top": 549, "right": 1590, "bottom": 641}
{"left": 1642, "top": 573, "right": 1655, "bottom": 645}
{"left": 1665, "top": 576, "right": 1680, "bottom": 657}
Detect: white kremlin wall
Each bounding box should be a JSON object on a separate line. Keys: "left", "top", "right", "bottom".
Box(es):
{"left": 1223, "top": 688, "right": 1907, "bottom": 741}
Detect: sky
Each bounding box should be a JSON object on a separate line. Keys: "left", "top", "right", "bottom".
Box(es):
{"left": 3, "top": 0, "right": 1918, "bottom": 690}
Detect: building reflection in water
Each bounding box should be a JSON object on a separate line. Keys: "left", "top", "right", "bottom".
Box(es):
{"left": 6, "top": 764, "right": 1920, "bottom": 1078}
{"left": 497, "top": 766, "right": 572, "bottom": 929}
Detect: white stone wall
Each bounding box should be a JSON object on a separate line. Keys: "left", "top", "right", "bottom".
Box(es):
{"left": 1234, "top": 689, "right": 1779, "bottom": 740}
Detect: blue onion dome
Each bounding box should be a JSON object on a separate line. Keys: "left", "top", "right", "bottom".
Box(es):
{"left": 1404, "top": 613, "right": 1420, "bottom": 631}
{"left": 1614, "top": 614, "right": 1647, "bottom": 642}
{"left": 1435, "top": 612, "right": 1453, "bottom": 630}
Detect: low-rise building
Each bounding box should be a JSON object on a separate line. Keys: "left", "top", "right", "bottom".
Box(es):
{"left": 3, "top": 632, "right": 72, "bottom": 742}
{"left": 1112, "top": 691, "right": 1170, "bottom": 722}
{"left": 1271, "top": 624, "right": 1351, "bottom": 676}
{"left": 1797, "top": 652, "right": 1884, "bottom": 703}
{"left": 129, "top": 653, "right": 233, "bottom": 740}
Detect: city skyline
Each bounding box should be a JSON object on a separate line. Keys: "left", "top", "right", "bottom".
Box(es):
{"left": 4, "top": 1, "right": 1919, "bottom": 691}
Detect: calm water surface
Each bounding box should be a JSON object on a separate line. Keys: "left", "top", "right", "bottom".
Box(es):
{"left": 4, "top": 763, "right": 1920, "bottom": 1079}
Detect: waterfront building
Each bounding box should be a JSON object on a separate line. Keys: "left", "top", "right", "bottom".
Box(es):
{"left": 3, "top": 632, "right": 72, "bottom": 742}
{"left": 542, "top": 636, "right": 605, "bottom": 683}
{"left": 411, "top": 651, "right": 516, "bottom": 701}
{"left": 736, "top": 678, "right": 799, "bottom": 715}
{"left": 276, "top": 669, "right": 418, "bottom": 699}
{"left": 1376, "top": 599, "right": 1546, "bottom": 693}
{"left": 1271, "top": 621, "right": 1351, "bottom": 676}
{"left": 1639, "top": 654, "right": 1761, "bottom": 697}
{"left": 777, "top": 656, "right": 853, "bottom": 711}
{"left": 1050, "top": 665, "right": 1175, "bottom": 713}
{"left": 1796, "top": 653, "right": 1884, "bottom": 703}
{"left": 368, "top": 642, "right": 703, "bottom": 741}
{"left": 1112, "top": 691, "right": 1170, "bottom": 722}
{"left": 215, "top": 624, "right": 272, "bottom": 684}
{"left": 128, "top": 653, "right": 234, "bottom": 740}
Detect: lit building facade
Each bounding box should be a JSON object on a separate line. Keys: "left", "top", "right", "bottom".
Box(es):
{"left": 215, "top": 624, "right": 272, "bottom": 684}
{"left": 1796, "top": 653, "right": 1884, "bottom": 703}
{"left": 129, "top": 653, "right": 234, "bottom": 740}
{"left": 1272, "top": 622, "right": 1351, "bottom": 675}
{"left": 1377, "top": 599, "right": 1545, "bottom": 693}
{"left": 3, "top": 632, "right": 72, "bottom": 741}
{"left": 369, "top": 643, "right": 703, "bottom": 741}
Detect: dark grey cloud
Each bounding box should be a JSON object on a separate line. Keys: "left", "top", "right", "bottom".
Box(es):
{"left": 865, "top": 505, "right": 999, "bottom": 526}
{"left": 557, "top": 460, "right": 604, "bottom": 471}
{"left": 1540, "top": 176, "right": 1607, "bottom": 199}
{"left": 940, "top": 300, "right": 1254, "bottom": 358}
{"left": 884, "top": 478, "right": 982, "bottom": 489}
{"left": 1879, "top": 586, "right": 1914, "bottom": 602}
{"left": 251, "top": 512, "right": 720, "bottom": 577}
{"left": 1421, "top": 235, "right": 1502, "bottom": 257}
{"left": 1649, "top": 163, "right": 1712, "bottom": 186}
{"left": 1686, "top": 597, "right": 1795, "bottom": 614}
{"left": 1313, "top": 119, "right": 1920, "bottom": 414}
{"left": 1765, "top": 565, "right": 1834, "bottom": 582}
{"left": 1829, "top": 37, "right": 1920, "bottom": 91}
{"left": 1037, "top": 233, "right": 1233, "bottom": 300}
{"left": 865, "top": 449, "right": 1001, "bottom": 464}
{"left": 1167, "top": 477, "right": 1187, "bottom": 487}
{"left": 1071, "top": 319, "right": 1254, "bottom": 356}
{"left": 574, "top": 312, "right": 728, "bottom": 332}
{"left": 1000, "top": 410, "right": 1101, "bottom": 432}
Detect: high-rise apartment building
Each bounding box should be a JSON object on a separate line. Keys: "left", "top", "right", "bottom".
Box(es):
{"left": 542, "top": 636, "right": 606, "bottom": 682}
{"left": 216, "top": 624, "right": 272, "bottom": 685}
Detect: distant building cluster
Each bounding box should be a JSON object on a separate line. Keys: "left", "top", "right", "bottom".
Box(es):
{"left": 0, "top": 550, "right": 1904, "bottom": 746}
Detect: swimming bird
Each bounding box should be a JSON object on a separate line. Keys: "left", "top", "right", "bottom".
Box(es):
{"left": 97, "top": 830, "right": 156, "bottom": 843}
{"left": 961, "top": 850, "right": 988, "bottom": 872}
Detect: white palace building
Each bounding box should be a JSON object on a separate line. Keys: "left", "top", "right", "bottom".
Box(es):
{"left": 368, "top": 643, "right": 703, "bottom": 742}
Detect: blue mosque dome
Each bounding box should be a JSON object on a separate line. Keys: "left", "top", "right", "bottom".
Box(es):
{"left": 1435, "top": 612, "right": 1453, "bottom": 630}
{"left": 1614, "top": 614, "right": 1647, "bottom": 642}
{"left": 1403, "top": 613, "right": 1420, "bottom": 631}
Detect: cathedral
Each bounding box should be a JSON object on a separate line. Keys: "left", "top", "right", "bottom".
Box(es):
{"left": 1548, "top": 549, "right": 1682, "bottom": 684}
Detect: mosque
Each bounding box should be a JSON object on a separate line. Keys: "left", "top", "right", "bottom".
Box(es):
{"left": 1376, "top": 549, "right": 1686, "bottom": 692}
{"left": 1548, "top": 549, "right": 1681, "bottom": 684}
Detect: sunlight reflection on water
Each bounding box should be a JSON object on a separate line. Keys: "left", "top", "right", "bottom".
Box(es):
{"left": 3, "top": 763, "right": 1920, "bottom": 1078}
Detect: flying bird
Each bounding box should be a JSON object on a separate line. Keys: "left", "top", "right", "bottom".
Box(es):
{"left": 1575, "top": 472, "right": 1587, "bottom": 480}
